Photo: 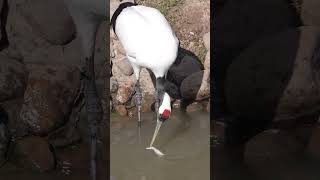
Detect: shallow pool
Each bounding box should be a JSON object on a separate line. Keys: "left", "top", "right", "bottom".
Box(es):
{"left": 110, "top": 110, "right": 210, "bottom": 180}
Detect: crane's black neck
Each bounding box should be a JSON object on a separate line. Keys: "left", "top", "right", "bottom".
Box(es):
{"left": 110, "top": 2, "right": 137, "bottom": 33}
{"left": 156, "top": 77, "right": 166, "bottom": 105}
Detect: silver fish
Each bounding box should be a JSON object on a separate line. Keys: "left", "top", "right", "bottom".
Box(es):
{"left": 146, "top": 146, "right": 165, "bottom": 156}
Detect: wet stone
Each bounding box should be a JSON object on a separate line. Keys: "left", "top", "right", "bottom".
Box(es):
{"left": 215, "top": 0, "right": 299, "bottom": 62}
{"left": 0, "top": 98, "right": 28, "bottom": 137}
{"left": 0, "top": 121, "right": 9, "bottom": 165}
{"left": 203, "top": 32, "right": 210, "bottom": 50}
{"left": 110, "top": 77, "right": 118, "bottom": 93}
{"left": 206, "top": 99, "right": 210, "bottom": 113}
{"left": 301, "top": 0, "right": 320, "bottom": 26}
{"left": 307, "top": 124, "right": 320, "bottom": 160}
{"left": 141, "top": 93, "right": 155, "bottom": 113}
{"left": 186, "top": 102, "right": 204, "bottom": 113}
{"left": 172, "top": 99, "right": 182, "bottom": 109}
{"left": 196, "top": 70, "right": 210, "bottom": 101}
{"left": 226, "top": 27, "right": 320, "bottom": 121}
{"left": 19, "top": 64, "right": 81, "bottom": 135}
{"left": 0, "top": 55, "right": 28, "bottom": 102}
{"left": 20, "top": 0, "right": 76, "bottom": 45}
{"left": 204, "top": 51, "right": 210, "bottom": 70}
{"left": 115, "top": 105, "right": 127, "bottom": 116}
{"left": 127, "top": 107, "right": 137, "bottom": 118}
{"left": 116, "top": 85, "right": 134, "bottom": 104}
{"left": 180, "top": 71, "right": 204, "bottom": 100}
{"left": 115, "top": 57, "right": 133, "bottom": 76}
{"left": 167, "top": 54, "right": 203, "bottom": 87}
{"left": 245, "top": 129, "right": 303, "bottom": 170}
{"left": 48, "top": 126, "right": 82, "bottom": 148}
{"left": 13, "top": 136, "right": 55, "bottom": 172}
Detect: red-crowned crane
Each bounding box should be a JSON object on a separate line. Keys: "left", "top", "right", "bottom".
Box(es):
{"left": 63, "top": 0, "right": 107, "bottom": 180}
{"left": 111, "top": 2, "right": 178, "bottom": 125}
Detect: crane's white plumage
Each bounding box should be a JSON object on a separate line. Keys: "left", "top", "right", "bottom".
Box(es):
{"left": 112, "top": 3, "right": 177, "bottom": 124}
{"left": 115, "top": 5, "right": 179, "bottom": 78}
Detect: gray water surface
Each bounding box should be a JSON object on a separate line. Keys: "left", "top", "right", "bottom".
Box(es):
{"left": 110, "top": 110, "right": 210, "bottom": 180}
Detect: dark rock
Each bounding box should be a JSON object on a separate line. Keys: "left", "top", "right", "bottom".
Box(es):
{"left": 301, "top": 0, "right": 320, "bottom": 26}
{"left": 0, "top": 55, "right": 28, "bottom": 102}
{"left": 13, "top": 136, "right": 55, "bottom": 172}
{"left": 165, "top": 80, "right": 181, "bottom": 99}
{"left": 215, "top": 0, "right": 300, "bottom": 63}
{"left": 167, "top": 48, "right": 203, "bottom": 87}
{"left": 48, "top": 125, "right": 82, "bottom": 148}
{"left": 226, "top": 27, "right": 320, "bottom": 121}
{"left": 20, "top": 0, "right": 76, "bottom": 45}
{"left": 0, "top": 106, "right": 7, "bottom": 125}
{"left": 54, "top": 143, "right": 89, "bottom": 170}
{"left": 54, "top": 141, "right": 108, "bottom": 177}
{"left": 181, "top": 70, "right": 209, "bottom": 100}
{"left": 212, "top": 0, "right": 229, "bottom": 15}
{"left": 0, "top": 0, "right": 7, "bottom": 49}
{"left": 141, "top": 93, "right": 155, "bottom": 113}
{"left": 0, "top": 107, "right": 9, "bottom": 165}
{"left": 0, "top": 98, "right": 28, "bottom": 137}
{"left": 213, "top": 121, "right": 225, "bottom": 141}
{"left": 6, "top": 1, "right": 48, "bottom": 64}
{"left": 93, "top": 21, "right": 108, "bottom": 73}
{"left": 206, "top": 99, "right": 210, "bottom": 112}
{"left": 307, "top": 124, "right": 320, "bottom": 160}
{"left": 186, "top": 102, "right": 204, "bottom": 113}
{"left": 245, "top": 129, "right": 303, "bottom": 177}
{"left": 19, "top": 64, "right": 81, "bottom": 135}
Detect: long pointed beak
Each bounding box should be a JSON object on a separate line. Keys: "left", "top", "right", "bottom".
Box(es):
{"left": 149, "top": 120, "right": 163, "bottom": 147}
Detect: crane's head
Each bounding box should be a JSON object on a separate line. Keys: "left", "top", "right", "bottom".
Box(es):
{"left": 159, "top": 92, "right": 171, "bottom": 122}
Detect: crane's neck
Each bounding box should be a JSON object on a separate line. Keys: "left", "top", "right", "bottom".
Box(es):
{"left": 156, "top": 77, "right": 166, "bottom": 105}
{"left": 156, "top": 76, "right": 172, "bottom": 121}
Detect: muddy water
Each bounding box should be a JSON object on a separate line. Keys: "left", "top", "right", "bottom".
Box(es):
{"left": 110, "top": 110, "right": 210, "bottom": 180}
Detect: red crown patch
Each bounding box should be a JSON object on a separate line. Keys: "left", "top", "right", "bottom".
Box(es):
{"left": 161, "top": 109, "right": 171, "bottom": 120}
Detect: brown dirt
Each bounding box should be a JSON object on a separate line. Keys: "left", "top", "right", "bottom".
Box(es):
{"left": 137, "top": 0, "right": 210, "bottom": 61}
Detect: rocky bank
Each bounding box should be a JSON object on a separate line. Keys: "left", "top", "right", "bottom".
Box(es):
{"left": 110, "top": 0, "right": 210, "bottom": 116}
{"left": 0, "top": 0, "right": 107, "bottom": 172}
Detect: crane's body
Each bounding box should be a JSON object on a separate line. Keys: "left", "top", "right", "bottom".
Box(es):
{"left": 114, "top": 5, "right": 179, "bottom": 78}
{"left": 63, "top": 1, "right": 107, "bottom": 180}
{"left": 111, "top": 2, "right": 178, "bottom": 124}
